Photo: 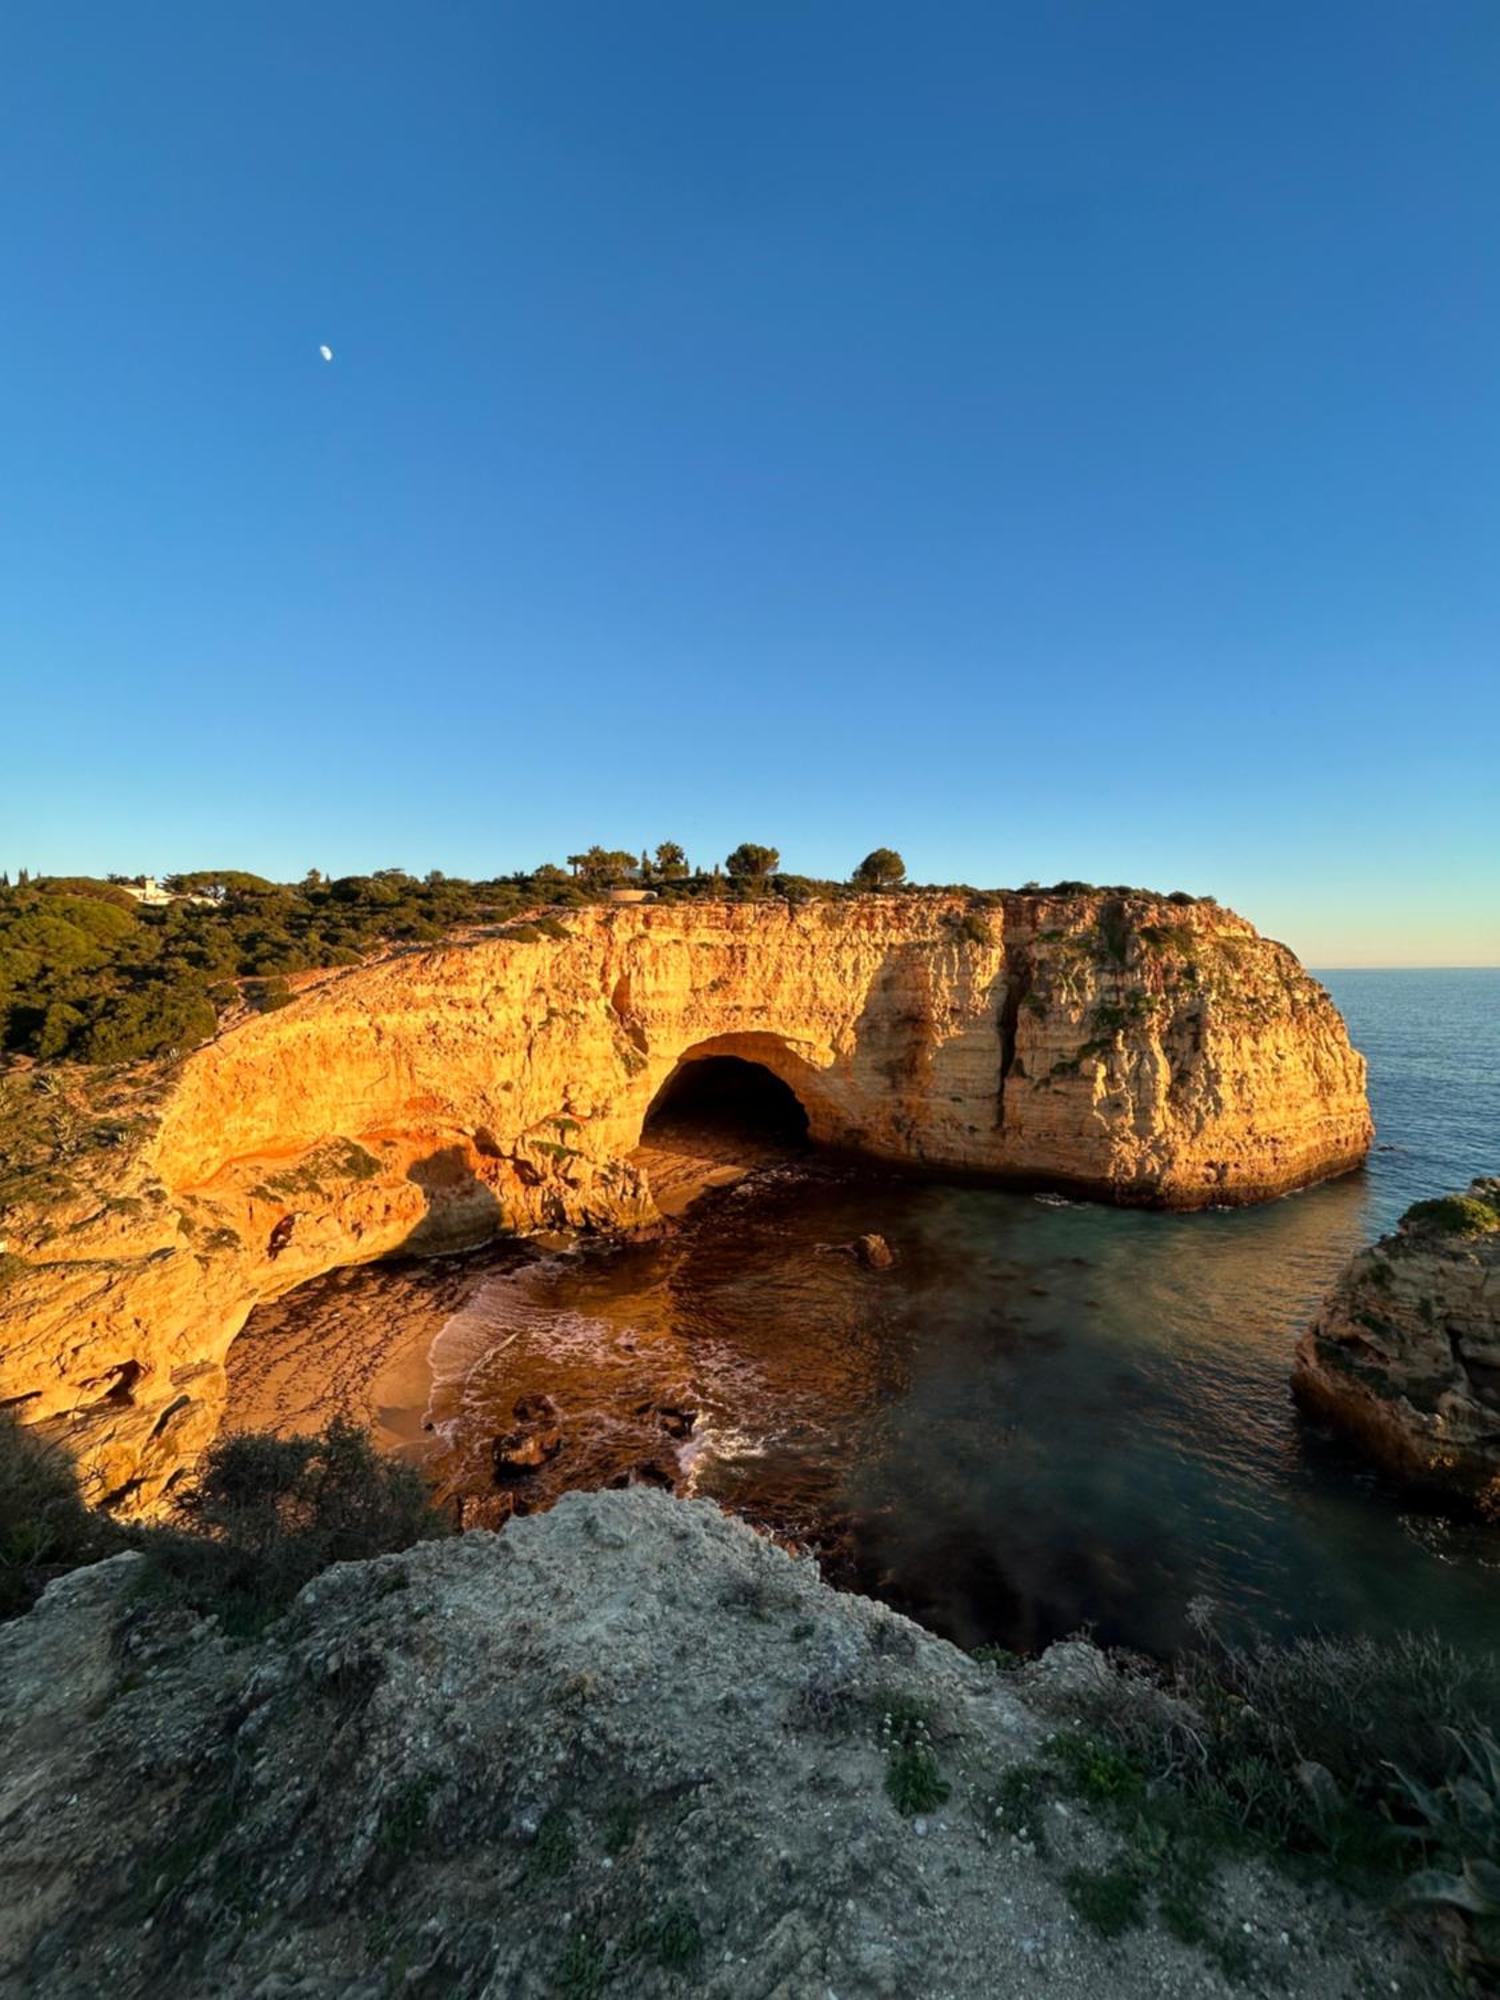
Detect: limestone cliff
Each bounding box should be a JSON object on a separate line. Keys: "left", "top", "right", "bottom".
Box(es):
{"left": 0, "top": 892, "right": 1369, "bottom": 1510}
{"left": 1294, "top": 1180, "right": 1500, "bottom": 1501}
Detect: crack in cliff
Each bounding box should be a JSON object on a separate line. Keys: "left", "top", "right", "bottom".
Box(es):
{"left": 996, "top": 951, "right": 1032, "bottom": 1131}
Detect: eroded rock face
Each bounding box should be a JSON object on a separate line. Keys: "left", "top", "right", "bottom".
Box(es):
{"left": 0, "top": 893, "right": 1370, "bottom": 1511}
{"left": 0, "top": 1491, "right": 1414, "bottom": 1998}
{"left": 1293, "top": 1180, "right": 1500, "bottom": 1501}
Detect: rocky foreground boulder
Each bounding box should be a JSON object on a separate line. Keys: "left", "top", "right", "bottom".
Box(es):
{"left": 0, "top": 1489, "right": 1416, "bottom": 1998}
{"left": 1294, "top": 1179, "right": 1500, "bottom": 1502}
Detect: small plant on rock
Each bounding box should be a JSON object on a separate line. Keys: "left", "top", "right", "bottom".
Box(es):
{"left": 630, "top": 1907, "right": 704, "bottom": 1971}
{"left": 880, "top": 1697, "right": 950, "bottom": 1815}
{"left": 1396, "top": 1727, "right": 1500, "bottom": 1937}
{"left": 988, "top": 1763, "right": 1051, "bottom": 1852}
{"left": 529, "top": 1807, "right": 577, "bottom": 1879}
{"left": 1064, "top": 1862, "right": 1144, "bottom": 1936}
{"left": 557, "top": 1931, "right": 605, "bottom": 1999}
{"left": 1401, "top": 1188, "right": 1500, "bottom": 1238}
{"left": 378, "top": 1775, "right": 439, "bottom": 1859}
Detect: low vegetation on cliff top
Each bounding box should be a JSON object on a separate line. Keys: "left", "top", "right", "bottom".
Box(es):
{"left": 1, "top": 1412, "right": 447, "bottom": 1628}
{"left": 135, "top": 1416, "right": 453, "bottom": 1635}
{"left": 1004, "top": 1614, "right": 1500, "bottom": 1984}
{"left": 0, "top": 857, "right": 1218, "bottom": 1067}
{"left": 0, "top": 1412, "right": 121, "bottom": 1618}
{"left": 1400, "top": 1182, "right": 1500, "bottom": 1239}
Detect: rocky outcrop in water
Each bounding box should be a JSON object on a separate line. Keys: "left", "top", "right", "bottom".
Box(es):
{"left": 0, "top": 893, "right": 1369, "bottom": 1512}
{"left": 1293, "top": 1180, "right": 1500, "bottom": 1501}
{"left": 0, "top": 1489, "right": 1412, "bottom": 1999}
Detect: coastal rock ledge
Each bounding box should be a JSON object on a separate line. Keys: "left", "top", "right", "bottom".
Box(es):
{"left": 0, "top": 1489, "right": 1414, "bottom": 1999}
{"left": 0, "top": 893, "right": 1370, "bottom": 1512}
{"left": 1294, "top": 1179, "right": 1500, "bottom": 1502}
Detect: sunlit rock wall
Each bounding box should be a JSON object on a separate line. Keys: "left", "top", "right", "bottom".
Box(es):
{"left": 0, "top": 893, "right": 1370, "bottom": 1510}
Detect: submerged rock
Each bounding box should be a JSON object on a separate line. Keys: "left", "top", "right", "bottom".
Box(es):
{"left": 492, "top": 1428, "right": 562, "bottom": 1476}
{"left": 492, "top": 1391, "right": 564, "bottom": 1478}
{"left": 820, "top": 1232, "right": 896, "bottom": 1270}
{"left": 1293, "top": 1178, "right": 1500, "bottom": 1503}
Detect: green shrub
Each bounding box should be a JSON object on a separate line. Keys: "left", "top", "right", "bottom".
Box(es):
{"left": 1401, "top": 1191, "right": 1500, "bottom": 1238}
{"left": 1027, "top": 1615, "right": 1500, "bottom": 1971}
{"left": 557, "top": 1933, "right": 605, "bottom": 2000}
{"left": 988, "top": 1762, "right": 1051, "bottom": 1848}
{"left": 1049, "top": 1729, "right": 1145, "bottom": 1809}
{"left": 1396, "top": 1728, "right": 1500, "bottom": 1928}
{"left": 879, "top": 1697, "right": 950, "bottom": 1815}
{"left": 244, "top": 976, "right": 295, "bottom": 1014}
{"left": 0, "top": 1410, "right": 119, "bottom": 1618}
{"left": 628, "top": 1907, "right": 703, "bottom": 1970}
{"left": 944, "top": 909, "right": 992, "bottom": 948}
{"left": 529, "top": 1807, "right": 577, "bottom": 1879}
{"left": 378, "top": 1775, "right": 439, "bottom": 1858}
{"left": 137, "top": 1416, "right": 450, "bottom": 1634}
{"left": 1065, "top": 1863, "right": 1144, "bottom": 1936}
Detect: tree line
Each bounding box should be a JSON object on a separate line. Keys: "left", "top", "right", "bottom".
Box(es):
{"left": 557, "top": 843, "right": 907, "bottom": 890}
{"left": 0, "top": 847, "right": 911, "bottom": 1066}
{"left": 0, "top": 850, "right": 1211, "bottom": 1068}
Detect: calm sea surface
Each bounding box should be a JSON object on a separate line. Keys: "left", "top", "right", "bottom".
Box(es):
{"left": 248, "top": 970, "right": 1500, "bottom": 1656}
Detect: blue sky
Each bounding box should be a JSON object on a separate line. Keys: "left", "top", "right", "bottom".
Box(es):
{"left": 2, "top": 2, "right": 1496, "bottom": 965}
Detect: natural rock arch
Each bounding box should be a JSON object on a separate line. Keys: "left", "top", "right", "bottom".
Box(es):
{"left": 643, "top": 1053, "right": 809, "bottom": 1144}
{"left": 636, "top": 1033, "right": 831, "bottom": 1149}
{"left": 0, "top": 894, "right": 1372, "bottom": 1514}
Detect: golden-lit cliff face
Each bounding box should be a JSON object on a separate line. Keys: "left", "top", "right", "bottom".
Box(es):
{"left": 0, "top": 893, "right": 1370, "bottom": 1510}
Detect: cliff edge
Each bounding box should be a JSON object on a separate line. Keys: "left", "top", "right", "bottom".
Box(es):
{"left": 0, "top": 1489, "right": 1413, "bottom": 1999}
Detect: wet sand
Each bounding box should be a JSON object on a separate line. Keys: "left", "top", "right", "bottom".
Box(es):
{"left": 224, "top": 1254, "right": 502, "bottom": 1459}
{"left": 222, "top": 1122, "right": 789, "bottom": 1452}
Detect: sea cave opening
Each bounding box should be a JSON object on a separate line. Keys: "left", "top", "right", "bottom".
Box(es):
{"left": 642, "top": 1055, "right": 811, "bottom": 1149}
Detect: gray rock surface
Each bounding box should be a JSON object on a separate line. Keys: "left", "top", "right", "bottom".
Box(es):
{"left": 1294, "top": 1178, "right": 1500, "bottom": 1497}
{"left": 0, "top": 1491, "right": 1423, "bottom": 1997}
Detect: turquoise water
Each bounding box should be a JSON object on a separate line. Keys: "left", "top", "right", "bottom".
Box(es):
{"left": 451, "top": 969, "right": 1500, "bottom": 1656}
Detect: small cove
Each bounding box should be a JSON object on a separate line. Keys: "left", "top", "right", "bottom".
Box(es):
{"left": 225, "top": 968, "right": 1500, "bottom": 1657}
